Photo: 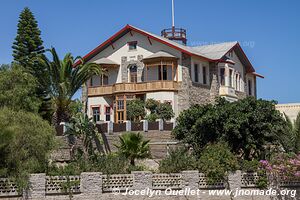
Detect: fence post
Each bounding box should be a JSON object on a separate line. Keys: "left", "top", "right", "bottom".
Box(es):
{"left": 181, "top": 170, "right": 199, "bottom": 190}
{"left": 107, "top": 121, "right": 113, "bottom": 134}
{"left": 59, "top": 122, "right": 67, "bottom": 134}
{"left": 80, "top": 172, "right": 102, "bottom": 198}
{"left": 132, "top": 171, "right": 152, "bottom": 190}
{"left": 142, "top": 120, "right": 148, "bottom": 132}
{"left": 228, "top": 170, "right": 242, "bottom": 190}
{"left": 171, "top": 119, "right": 176, "bottom": 129}
{"left": 126, "top": 121, "right": 131, "bottom": 132}
{"left": 157, "top": 119, "right": 163, "bottom": 131}
{"left": 26, "top": 173, "right": 46, "bottom": 199}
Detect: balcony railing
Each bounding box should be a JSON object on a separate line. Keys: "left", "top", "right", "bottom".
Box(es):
{"left": 88, "top": 81, "right": 179, "bottom": 96}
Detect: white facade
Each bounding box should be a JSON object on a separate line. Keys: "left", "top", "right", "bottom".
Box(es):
{"left": 83, "top": 25, "right": 260, "bottom": 123}
{"left": 88, "top": 31, "right": 183, "bottom": 83}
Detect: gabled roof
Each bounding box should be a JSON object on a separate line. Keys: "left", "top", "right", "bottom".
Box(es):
{"left": 76, "top": 24, "right": 263, "bottom": 77}
{"left": 189, "top": 42, "right": 238, "bottom": 60}
{"left": 143, "top": 50, "right": 177, "bottom": 60}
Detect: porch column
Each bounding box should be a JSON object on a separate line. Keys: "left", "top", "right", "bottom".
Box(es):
{"left": 225, "top": 64, "right": 230, "bottom": 86}
{"left": 124, "top": 95, "right": 127, "bottom": 122}
{"left": 160, "top": 60, "right": 163, "bottom": 80}
{"left": 145, "top": 64, "right": 148, "bottom": 82}
{"left": 172, "top": 62, "right": 174, "bottom": 82}
{"left": 176, "top": 61, "right": 178, "bottom": 82}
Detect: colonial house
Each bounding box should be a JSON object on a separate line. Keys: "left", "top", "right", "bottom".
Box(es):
{"left": 80, "top": 24, "right": 263, "bottom": 123}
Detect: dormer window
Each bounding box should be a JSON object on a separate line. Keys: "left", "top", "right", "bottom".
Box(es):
{"left": 128, "top": 41, "right": 137, "bottom": 51}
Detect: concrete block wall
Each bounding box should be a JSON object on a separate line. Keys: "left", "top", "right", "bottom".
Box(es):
{"left": 1, "top": 171, "right": 299, "bottom": 200}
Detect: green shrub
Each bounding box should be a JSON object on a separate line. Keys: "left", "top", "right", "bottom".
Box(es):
{"left": 256, "top": 172, "right": 268, "bottom": 189}
{"left": 198, "top": 142, "right": 239, "bottom": 183}
{"left": 0, "top": 108, "right": 56, "bottom": 190}
{"left": 159, "top": 147, "right": 197, "bottom": 173}
{"left": 145, "top": 98, "right": 159, "bottom": 114}
{"left": 94, "top": 154, "right": 129, "bottom": 174}
{"left": 240, "top": 160, "right": 259, "bottom": 172}
{"left": 126, "top": 99, "right": 146, "bottom": 122}
{"left": 156, "top": 103, "right": 174, "bottom": 121}
{"left": 47, "top": 153, "right": 145, "bottom": 175}
{"left": 145, "top": 113, "right": 158, "bottom": 122}
{"left": 0, "top": 66, "right": 41, "bottom": 113}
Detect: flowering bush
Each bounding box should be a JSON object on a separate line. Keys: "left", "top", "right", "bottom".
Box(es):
{"left": 260, "top": 153, "right": 300, "bottom": 179}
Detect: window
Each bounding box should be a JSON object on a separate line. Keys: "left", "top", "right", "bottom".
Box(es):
{"left": 105, "top": 106, "right": 111, "bottom": 121}
{"left": 128, "top": 41, "right": 137, "bottom": 51}
{"left": 158, "top": 65, "right": 168, "bottom": 80}
{"left": 102, "top": 74, "right": 108, "bottom": 85}
{"left": 129, "top": 65, "right": 137, "bottom": 83}
{"left": 228, "top": 50, "right": 233, "bottom": 57}
{"left": 235, "top": 74, "right": 239, "bottom": 90}
{"left": 229, "top": 69, "right": 233, "bottom": 87}
{"left": 248, "top": 79, "right": 252, "bottom": 95}
{"left": 202, "top": 66, "right": 207, "bottom": 85}
{"left": 92, "top": 107, "right": 100, "bottom": 122}
{"left": 117, "top": 100, "right": 124, "bottom": 110}
{"left": 90, "top": 75, "right": 100, "bottom": 86}
{"left": 220, "top": 68, "right": 225, "bottom": 86}
{"left": 118, "top": 111, "right": 124, "bottom": 123}
{"left": 194, "top": 64, "right": 199, "bottom": 82}
{"left": 90, "top": 75, "right": 108, "bottom": 86}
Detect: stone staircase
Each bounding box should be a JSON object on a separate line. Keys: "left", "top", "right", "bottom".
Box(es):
{"left": 104, "top": 131, "right": 180, "bottom": 159}
{"left": 51, "top": 131, "right": 179, "bottom": 162}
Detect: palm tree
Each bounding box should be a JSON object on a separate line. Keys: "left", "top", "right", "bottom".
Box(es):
{"left": 38, "top": 47, "right": 103, "bottom": 125}
{"left": 115, "top": 132, "right": 151, "bottom": 166}
{"left": 281, "top": 112, "right": 300, "bottom": 153}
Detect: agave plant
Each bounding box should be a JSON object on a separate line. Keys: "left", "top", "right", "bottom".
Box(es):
{"left": 38, "top": 47, "right": 104, "bottom": 125}
{"left": 66, "top": 113, "right": 105, "bottom": 159}
{"left": 115, "top": 132, "right": 151, "bottom": 166}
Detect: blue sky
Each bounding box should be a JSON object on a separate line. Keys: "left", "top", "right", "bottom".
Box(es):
{"left": 1, "top": 0, "right": 299, "bottom": 103}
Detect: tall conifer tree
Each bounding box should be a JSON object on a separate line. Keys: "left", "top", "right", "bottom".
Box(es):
{"left": 12, "top": 8, "right": 52, "bottom": 121}
{"left": 12, "top": 7, "right": 45, "bottom": 70}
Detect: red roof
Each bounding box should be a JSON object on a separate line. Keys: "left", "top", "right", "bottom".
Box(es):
{"left": 75, "top": 24, "right": 263, "bottom": 78}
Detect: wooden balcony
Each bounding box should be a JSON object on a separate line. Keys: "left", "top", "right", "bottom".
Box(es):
{"left": 88, "top": 81, "right": 179, "bottom": 96}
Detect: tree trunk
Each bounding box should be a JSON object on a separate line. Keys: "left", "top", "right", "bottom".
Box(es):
{"left": 130, "top": 158, "right": 135, "bottom": 166}
{"left": 52, "top": 108, "right": 70, "bottom": 126}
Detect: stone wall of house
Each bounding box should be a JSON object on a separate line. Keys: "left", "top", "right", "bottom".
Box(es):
{"left": 236, "top": 91, "right": 247, "bottom": 99}
{"left": 2, "top": 171, "right": 299, "bottom": 200}
{"left": 209, "top": 62, "right": 220, "bottom": 103}
{"left": 121, "top": 55, "right": 144, "bottom": 83}
{"left": 178, "top": 53, "right": 220, "bottom": 113}
{"left": 177, "top": 53, "right": 191, "bottom": 114}
{"left": 189, "top": 83, "right": 211, "bottom": 105}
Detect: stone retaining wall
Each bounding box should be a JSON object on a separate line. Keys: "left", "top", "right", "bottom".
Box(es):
{"left": 1, "top": 171, "right": 299, "bottom": 200}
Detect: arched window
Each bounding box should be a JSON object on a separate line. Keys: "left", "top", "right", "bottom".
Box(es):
{"left": 129, "top": 65, "right": 137, "bottom": 83}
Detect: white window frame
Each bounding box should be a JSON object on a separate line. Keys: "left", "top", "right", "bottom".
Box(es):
{"left": 228, "top": 67, "right": 234, "bottom": 88}
{"left": 219, "top": 66, "right": 226, "bottom": 86}
{"left": 201, "top": 65, "right": 209, "bottom": 85}
{"left": 247, "top": 78, "right": 254, "bottom": 96}
{"left": 193, "top": 63, "right": 199, "bottom": 83}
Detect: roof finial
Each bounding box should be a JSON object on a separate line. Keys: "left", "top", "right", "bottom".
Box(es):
{"left": 172, "top": 0, "right": 175, "bottom": 28}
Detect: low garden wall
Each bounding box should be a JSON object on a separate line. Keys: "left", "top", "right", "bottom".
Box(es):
{"left": 56, "top": 120, "right": 175, "bottom": 136}
{"left": 1, "top": 171, "right": 299, "bottom": 200}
